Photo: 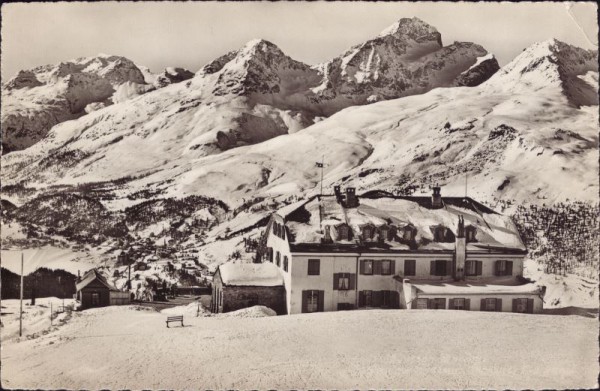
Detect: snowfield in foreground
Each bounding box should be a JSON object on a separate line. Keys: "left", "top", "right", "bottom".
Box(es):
{"left": 1, "top": 305, "right": 597, "bottom": 389}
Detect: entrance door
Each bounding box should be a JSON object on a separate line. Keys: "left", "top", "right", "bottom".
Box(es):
{"left": 91, "top": 292, "right": 100, "bottom": 306}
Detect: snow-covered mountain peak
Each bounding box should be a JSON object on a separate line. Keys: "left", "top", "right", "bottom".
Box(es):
{"left": 377, "top": 17, "right": 442, "bottom": 46}
{"left": 484, "top": 38, "right": 598, "bottom": 106}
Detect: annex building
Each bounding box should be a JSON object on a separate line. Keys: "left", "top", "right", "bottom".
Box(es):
{"left": 255, "top": 186, "right": 546, "bottom": 315}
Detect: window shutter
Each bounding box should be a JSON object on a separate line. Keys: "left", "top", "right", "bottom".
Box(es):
{"left": 496, "top": 298, "right": 503, "bottom": 312}
{"left": 390, "top": 260, "right": 396, "bottom": 275}
{"left": 348, "top": 274, "right": 356, "bottom": 290}
{"left": 507, "top": 261, "right": 513, "bottom": 276}
{"left": 372, "top": 291, "right": 383, "bottom": 307}
{"left": 527, "top": 298, "right": 534, "bottom": 314}
{"left": 406, "top": 259, "right": 416, "bottom": 276}
{"left": 480, "top": 298, "right": 486, "bottom": 311}
{"left": 448, "top": 298, "right": 454, "bottom": 309}
{"left": 465, "top": 299, "right": 471, "bottom": 311}
{"left": 373, "top": 260, "right": 382, "bottom": 275}
{"left": 333, "top": 273, "right": 339, "bottom": 290}
{"left": 512, "top": 299, "right": 518, "bottom": 312}
{"left": 390, "top": 291, "right": 399, "bottom": 308}
{"left": 358, "top": 291, "right": 365, "bottom": 307}
{"left": 317, "top": 290, "right": 325, "bottom": 312}
{"left": 447, "top": 261, "right": 453, "bottom": 276}
{"left": 301, "top": 291, "right": 309, "bottom": 313}
{"left": 476, "top": 261, "right": 482, "bottom": 276}
{"left": 430, "top": 260, "right": 436, "bottom": 275}
{"left": 360, "top": 260, "right": 365, "bottom": 275}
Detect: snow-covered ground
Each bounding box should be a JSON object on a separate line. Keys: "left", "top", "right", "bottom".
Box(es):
{"left": 524, "top": 258, "right": 599, "bottom": 309}
{"left": 1, "top": 304, "right": 597, "bottom": 389}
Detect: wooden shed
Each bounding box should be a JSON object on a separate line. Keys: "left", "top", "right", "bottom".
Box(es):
{"left": 75, "top": 269, "right": 130, "bottom": 310}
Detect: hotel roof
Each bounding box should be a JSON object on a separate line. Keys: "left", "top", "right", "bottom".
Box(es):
{"left": 277, "top": 192, "right": 526, "bottom": 254}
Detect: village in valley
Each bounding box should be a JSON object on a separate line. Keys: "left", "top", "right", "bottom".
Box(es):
{"left": 1, "top": 2, "right": 599, "bottom": 390}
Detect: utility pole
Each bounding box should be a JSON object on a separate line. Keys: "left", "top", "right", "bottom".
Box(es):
{"left": 19, "top": 252, "right": 24, "bottom": 337}
{"left": 465, "top": 171, "right": 468, "bottom": 199}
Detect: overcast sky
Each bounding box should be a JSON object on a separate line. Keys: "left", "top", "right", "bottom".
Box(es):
{"left": 1, "top": 1, "right": 598, "bottom": 80}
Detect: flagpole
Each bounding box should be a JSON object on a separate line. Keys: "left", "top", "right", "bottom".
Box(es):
{"left": 320, "top": 155, "right": 324, "bottom": 196}
{"left": 19, "top": 252, "right": 24, "bottom": 337}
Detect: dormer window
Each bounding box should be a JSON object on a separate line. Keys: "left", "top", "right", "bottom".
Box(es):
{"left": 466, "top": 226, "right": 477, "bottom": 242}
{"left": 403, "top": 225, "right": 416, "bottom": 241}
{"left": 336, "top": 223, "right": 353, "bottom": 241}
{"left": 361, "top": 224, "right": 375, "bottom": 242}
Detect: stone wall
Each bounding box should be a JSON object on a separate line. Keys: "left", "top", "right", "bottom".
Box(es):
{"left": 221, "top": 285, "right": 286, "bottom": 315}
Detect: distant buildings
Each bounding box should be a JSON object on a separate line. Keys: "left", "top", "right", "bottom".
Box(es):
{"left": 250, "top": 186, "right": 545, "bottom": 315}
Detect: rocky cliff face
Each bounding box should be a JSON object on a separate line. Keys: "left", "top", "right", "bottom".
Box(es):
{"left": 311, "top": 17, "right": 500, "bottom": 114}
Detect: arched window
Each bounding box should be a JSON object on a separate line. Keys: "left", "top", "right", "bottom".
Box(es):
{"left": 280, "top": 224, "right": 286, "bottom": 240}
{"left": 273, "top": 223, "right": 279, "bottom": 237}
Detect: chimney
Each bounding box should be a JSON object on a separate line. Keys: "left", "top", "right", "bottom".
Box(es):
{"left": 432, "top": 186, "right": 442, "bottom": 208}
{"left": 454, "top": 215, "right": 466, "bottom": 281}
{"left": 334, "top": 185, "right": 343, "bottom": 202}
{"left": 345, "top": 187, "right": 359, "bottom": 208}
{"left": 457, "top": 215, "right": 465, "bottom": 238}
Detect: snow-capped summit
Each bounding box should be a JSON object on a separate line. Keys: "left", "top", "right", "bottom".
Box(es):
{"left": 377, "top": 17, "right": 443, "bottom": 47}
{"left": 311, "top": 18, "right": 499, "bottom": 114}
{"left": 1, "top": 55, "right": 194, "bottom": 152}
{"left": 484, "top": 39, "right": 598, "bottom": 106}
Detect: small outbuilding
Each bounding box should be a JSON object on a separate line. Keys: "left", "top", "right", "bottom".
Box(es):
{"left": 211, "top": 262, "right": 285, "bottom": 314}
{"left": 75, "top": 269, "right": 130, "bottom": 310}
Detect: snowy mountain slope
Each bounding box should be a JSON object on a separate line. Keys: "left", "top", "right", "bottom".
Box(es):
{"left": 484, "top": 39, "right": 598, "bottom": 106}
{"left": 2, "top": 38, "right": 597, "bottom": 216}
{"left": 1, "top": 55, "right": 193, "bottom": 152}
{"left": 2, "top": 18, "right": 497, "bottom": 156}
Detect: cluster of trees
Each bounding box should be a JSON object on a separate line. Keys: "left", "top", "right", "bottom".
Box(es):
{"left": 1, "top": 267, "right": 77, "bottom": 300}
{"left": 10, "top": 192, "right": 129, "bottom": 244}
{"left": 512, "top": 202, "right": 599, "bottom": 277}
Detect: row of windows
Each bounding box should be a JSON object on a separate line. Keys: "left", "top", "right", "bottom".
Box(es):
{"left": 270, "top": 249, "right": 289, "bottom": 272}
{"left": 414, "top": 297, "right": 533, "bottom": 312}
{"left": 331, "top": 223, "right": 416, "bottom": 242}
{"left": 272, "top": 221, "right": 286, "bottom": 240}
{"left": 359, "top": 259, "right": 394, "bottom": 275}
{"left": 306, "top": 259, "right": 514, "bottom": 277}
{"left": 301, "top": 289, "right": 400, "bottom": 313}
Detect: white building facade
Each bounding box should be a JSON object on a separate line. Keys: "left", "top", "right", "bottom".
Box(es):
{"left": 259, "top": 187, "right": 545, "bottom": 315}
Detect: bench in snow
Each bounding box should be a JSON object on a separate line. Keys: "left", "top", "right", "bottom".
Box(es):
{"left": 166, "top": 315, "right": 184, "bottom": 328}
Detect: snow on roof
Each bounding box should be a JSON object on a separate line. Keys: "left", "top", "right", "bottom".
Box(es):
{"left": 411, "top": 281, "right": 544, "bottom": 295}
{"left": 281, "top": 194, "right": 525, "bottom": 251}
{"left": 76, "top": 269, "right": 119, "bottom": 292}
{"left": 217, "top": 262, "right": 284, "bottom": 287}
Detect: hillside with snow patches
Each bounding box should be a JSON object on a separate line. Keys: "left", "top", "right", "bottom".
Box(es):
{"left": 1, "top": 54, "right": 194, "bottom": 152}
